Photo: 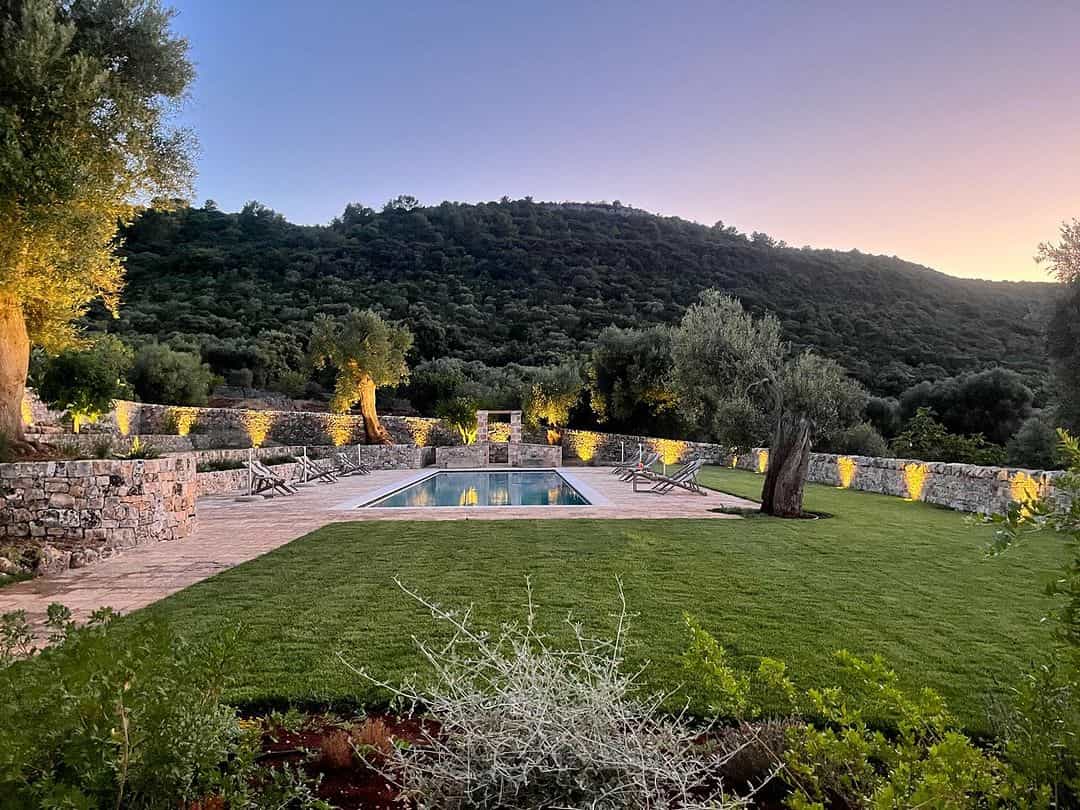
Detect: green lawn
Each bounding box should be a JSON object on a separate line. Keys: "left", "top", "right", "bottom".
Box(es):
{"left": 125, "top": 468, "right": 1066, "bottom": 730}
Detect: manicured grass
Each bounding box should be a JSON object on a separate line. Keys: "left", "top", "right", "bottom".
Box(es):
{"left": 126, "top": 468, "right": 1066, "bottom": 730}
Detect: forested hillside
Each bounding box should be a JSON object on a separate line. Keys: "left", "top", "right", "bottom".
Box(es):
{"left": 98, "top": 198, "right": 1055, "bottom": 398}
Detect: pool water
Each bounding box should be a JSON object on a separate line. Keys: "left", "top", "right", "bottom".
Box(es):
{"left": 366, "top": 470, "right": 589, "bottom": 508}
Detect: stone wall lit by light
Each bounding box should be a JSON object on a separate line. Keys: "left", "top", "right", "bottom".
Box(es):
{"left": 241, "top": 411, "right": 274, "bottom": 448}
{"left": 837, "top": 456, "right": 857, "bottom": 488}
{"left": 904, "top": 463, "right": 928, "bottom": 501}
{"left": 20, "top": 396, "right": 33, "bottom": 427}
{"left": 113, "top": 401, "right": 135, "bottom": 436}
{"left": 403, "top": 417, "right": 433, "bottom": 446}
{"left": 567, "top": 431, "right": 603, "bottom": 463}
{"left": 326, "top": 414, "right": 352, "bottom": 447}
{"left": 169, "top": 406, "right": 199, "bottom": 437}
{"left": 1009, "top": 472, "right": 1042, "bottom": 516}
{"left": 652, "top": 438, "right": 687, "bottom": 466}
{"left": 756, "top": 449, "right": 769, "bottom": 474}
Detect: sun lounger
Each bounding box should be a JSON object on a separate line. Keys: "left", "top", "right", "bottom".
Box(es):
{"left": 333, "top": 451, "right": 371, "bottom": 476}
{"left": 297, "top": 454, "right": 339, "bottom": 484}
{"left": 609, "top": 450, "right": 660, "bottom": 475}
{"left": 642, "top": 458, "right": 706, "bottom": 495}
{"left": 617, "top": 451, "right": 661, "bottom": 481}
{"left": 248, "top": 459, "right": 299, "bottom": 497}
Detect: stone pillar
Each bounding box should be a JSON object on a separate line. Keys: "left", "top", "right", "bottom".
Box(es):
{"left": 476, "top": 410, "right": 489, "bottom": 443}
{"left": 510, "top": 411, "right": 522, "bottom": 443}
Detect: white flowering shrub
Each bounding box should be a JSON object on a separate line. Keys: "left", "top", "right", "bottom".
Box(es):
{"left": 341, "top": 579, "right": 758, "bottom": 809}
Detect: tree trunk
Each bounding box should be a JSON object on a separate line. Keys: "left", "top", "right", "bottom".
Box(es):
{"left": 358, "top": 374, "right": 392, "bottom": 445}
{"left": 760, "top": 412, "right": 812, "bottom": 518}
{"left": 0, "top": 293, "right": 30, "bottom": 444}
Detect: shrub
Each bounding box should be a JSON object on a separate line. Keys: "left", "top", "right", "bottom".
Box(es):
{"left": 130, "top": 343, "right": 215, "bottom": 406}
{"left": 114, "top": 436, "right": 161, "bottom": 459}
{"left": 899, "top": 367, "right": 1034, "bottom": 446}
{"left": 821, "top": 421, "right": 889, "bottom": 457}
{"left": 681, "top": 620, "right": 1018, "bottom": 808}
{"left": 865, "top": 396, "right": 902, "bottom": 438}
{"left": 38, "top": 337, "right": 133, "bottom": 432}
{"left": 196, "top": 459, "right": 246, "bottom": 473}
{"left": 1007, "top": 414, "right": 1064, "bottom": 470}
{"left": 261, "top": 454, "right": 297, "bottom": 466}
{"left": 343, "top": 579, "right": 749, "bottom": 809}
{"left": 891, "top": 407, "right": 1007, "bottom": 465}
{"left": 0, "top": 605, "right": 328, "bottom": 809}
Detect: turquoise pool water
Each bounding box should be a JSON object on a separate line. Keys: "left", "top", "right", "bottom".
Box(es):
{"left": 366, "top": 470, "right": 589, "bottom": 508}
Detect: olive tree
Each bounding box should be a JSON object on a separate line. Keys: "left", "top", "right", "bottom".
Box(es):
{"left": 0, "top": 0, "right": 194, "bottom": 445}
{"left": 671, "top": 291, "right": 865, "bottom": 517}
{"left": 310, "top": 309, "right": 413, "bottom": 445}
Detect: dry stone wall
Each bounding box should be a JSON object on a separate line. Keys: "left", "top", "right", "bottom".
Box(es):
{"left": 561, "top": 430, "right": 729, "bottom": 466}
{"left": 0, "top": 457, "right": 197, "bottom": 574}
{"left": 731, "top": 448, "right": 1064, "bottom": 515}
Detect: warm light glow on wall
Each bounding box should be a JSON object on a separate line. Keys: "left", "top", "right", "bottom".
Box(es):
{"left": 837, "top": 456, "right": 857, "bottom": 488}
{"left": 242, "top": 411, "right": 274, "bottom": 448}
{"left": 20, "top": 396, "right": 33, "bottom": 427}
{"left": 403, "top": 418, "right": 433, "bottom": 446}
{"left": 1010, "top": 472, "right": 1042, "bottom": 516}
{"left": 170, "top": 406, "right": 199, "bottom": 437}
{"left": 326, "top": 414, "right": 352, "bottom": 447}
{"left": 546, "top": 428, "right": 562, "bottom": 446}
{"left": 756, "top": 449, "right": 769, "bottom": 474}
{"left": 904, "top": 463, "right": 928, "bottom": 501}
{"left": 730, "top": 454, "right": 738, "bottom": 469}
{"left": 652, "top": 438, "right": 687, "bottom": 466}
{"left": 489, "top": 422, "right": 512, "bottom": 443}
{"left": 568, "top": 432, "right": 603, "bottom": 463}
{"left": 113, "top": 401, "right": 135, "bottom": 436}
{"left": 459, "top": 486, "right": 479, "bottom": 507}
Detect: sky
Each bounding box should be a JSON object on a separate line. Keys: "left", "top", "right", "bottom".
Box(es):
{"left": 168, "top": 0, "right": 1080, "bottom": 283}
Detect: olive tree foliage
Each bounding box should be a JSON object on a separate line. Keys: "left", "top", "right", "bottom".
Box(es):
{"left": 129, "top": 342, "right": 214, "bottom": 406}
{"left": 37, "top": 334, "right": 133, "bottom": 431}
{"left": 671, "top": 291, "right": 865, "bottom": 517}
{"left": 521, "top": 362, "right": 583, "bottom": 432}
{"left": 1038, "top": 218, "right": 1080, "bottom": 432}
{"left": 587, "top": 326, "right": 680, "bottom": 434}
{"left": 309, "top": 308, "right": 413, "bottom": 444}
{"left": 0, "top": 0, "right": 195, "bottom": 442}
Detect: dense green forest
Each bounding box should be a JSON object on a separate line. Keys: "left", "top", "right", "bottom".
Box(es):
{"left": 96, "top": 197, "right": 1055, "bottom": 399}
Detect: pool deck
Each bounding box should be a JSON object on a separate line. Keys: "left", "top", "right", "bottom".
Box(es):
{"left": 0, "top": 466, "right": 757, "bottom": 633}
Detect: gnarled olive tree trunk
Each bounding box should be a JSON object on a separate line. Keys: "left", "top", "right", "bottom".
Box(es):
{"left": 0, "top": 293, "right": 30, "bottom": 444}
{"left": 760, "top": 412, "right": 812, "bottom": 517}
{"left": 358, "top": 374, "right": 392, "bottom": 445}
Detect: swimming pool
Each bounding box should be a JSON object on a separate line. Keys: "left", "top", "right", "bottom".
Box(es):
{"left": 364, "top": 470, "right": 590, "bottom": 508}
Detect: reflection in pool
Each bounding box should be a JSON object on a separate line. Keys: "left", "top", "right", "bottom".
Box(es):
{"left": 366, "top": 470, "right": 589, "bottom": 508}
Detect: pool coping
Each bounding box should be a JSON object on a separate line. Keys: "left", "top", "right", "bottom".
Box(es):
{"left": 336, "top": 467, "right": 614, "bottom": 510}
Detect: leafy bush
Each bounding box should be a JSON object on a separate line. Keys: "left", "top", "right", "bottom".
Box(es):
{"left": 891, "top": 407, "right": 1007, "bottom": 465}
{"left": 865, "top": 396, "right": 902, "bottom": 438}
{"left": 129, "top": 343, "right": 215, "bottom": 406}
{"left": 1007, "top": 414, "right": 1064, "bottom": 470}
{"left": 681, "top": 620, "right": 1019, "bottom": 808}
{"left": 821, "top": 422, "right": 890, "bottom": 457}
{"left": 196, "top": 458, "right": 246, "bottom": 473}
{"left": 344, "top": 580, "right": 749, "bottom": 809}
{"left": 0, "top": 605, "right": 327, "bottom": 809}
{"left": 38, "top": 336, "right": 133, "bottom": 432}
{"left": 899, "top": 367, "right": 1034, "bottom": 446}
{"left": 261, "top": 454, "right": 297, "bottom": 466}
{"left": 435, "top": 395, "right": 478, "bottom": 444}
{"left": 114, "top": 437, "right": 161, "bottom": 459}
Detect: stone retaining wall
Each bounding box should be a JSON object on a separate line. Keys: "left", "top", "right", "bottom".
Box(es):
{"left": 561, "top": 430, "right": 728, "bottom": 466}
{"left": 196, "top": 462, "right": 300, "bottom": 497}
{"left": 0, "top": 457, "right": 197, "bottom": 574}
{"left": 435, "top": 443, "right": 561, "bottom": 468}
{"left": 731, "top": 448, "right": 1064, "bottom": 515}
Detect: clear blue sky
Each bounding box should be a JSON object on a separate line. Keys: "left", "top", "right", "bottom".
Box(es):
{"left": 170, "top": 0, "right": 1080, "bottom": 281}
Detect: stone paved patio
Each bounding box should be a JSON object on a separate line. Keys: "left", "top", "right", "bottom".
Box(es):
{"left": 0, "top": 466, "right": 756, "bottom": 632}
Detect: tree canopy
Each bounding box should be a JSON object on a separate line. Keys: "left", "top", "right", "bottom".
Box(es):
{"left": 0, "top": 0, "right": 194, "bottom": 441}
{"left": 98, "top": 200, "right": 1054, "bottom": 402}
